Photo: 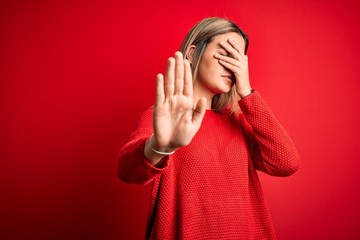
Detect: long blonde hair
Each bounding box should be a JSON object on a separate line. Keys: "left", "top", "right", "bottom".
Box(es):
{"left": 179, "top": 17, "right": 249, "bottom": 113}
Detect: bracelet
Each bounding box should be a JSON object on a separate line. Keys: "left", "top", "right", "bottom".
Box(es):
{"left": 240, "top": 88, "right": 254, "bottom": 99}
{"left": 149, "top": 134, "right": 176, "bottom": 155}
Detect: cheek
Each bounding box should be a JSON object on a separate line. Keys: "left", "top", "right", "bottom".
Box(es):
{"left": 199, "top": 60, "right": 215, "bottom": 80}
{"left": 203, "top": 56, "right": 221, "bottom": 73}
{"left": 197, "top": 53, "right": 222, "bottom": 82}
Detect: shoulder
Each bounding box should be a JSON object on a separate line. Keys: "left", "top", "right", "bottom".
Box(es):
{"left": 134, "top": 105, "right": 154, "bottom": 130}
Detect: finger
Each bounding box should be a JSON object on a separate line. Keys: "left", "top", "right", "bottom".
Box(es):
{"left": 192, "top": 97, "right": 207, "bottom": 127}
{"left": 227, "top": 38, "right": 246, "bottom": 56}
{"left": 183, "top": 59, "right": 193, "bottom": 97}
{"left": 214, "top": 53, "right": 242, "bottom": 67}
{"left": 155, "top": 73, "right": 165, "bottom": 106}
{"left": 218, "top": 59, "right": 239, "bottom": 73}
{"left": 174, "top": 51, "right": 184, "bottom": 94}
{"left": 165, "top": 57, "right": 175, "bottom": 97}
{"left": 219, "top": 41, "right": 242, "bottom": 60}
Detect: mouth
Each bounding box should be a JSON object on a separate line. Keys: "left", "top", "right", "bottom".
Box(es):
{"left": 221, "top": 75, "right": 235, "bottom": 83}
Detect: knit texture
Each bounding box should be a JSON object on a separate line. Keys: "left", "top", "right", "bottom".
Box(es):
{"left": 118, "top": 91, "right": 299, "bottom": 240}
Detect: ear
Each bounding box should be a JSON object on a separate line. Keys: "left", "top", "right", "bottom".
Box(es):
{"left": 185, "top": 45, "right": 196, "bottom": 64}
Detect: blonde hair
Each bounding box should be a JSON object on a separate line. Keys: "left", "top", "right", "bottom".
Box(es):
{"left": 179, "top": 17, "right": 249, "bottom": 113}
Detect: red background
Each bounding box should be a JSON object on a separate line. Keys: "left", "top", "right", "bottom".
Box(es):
{"left": 1, "top": 0, "right": 360, "bottom": 239}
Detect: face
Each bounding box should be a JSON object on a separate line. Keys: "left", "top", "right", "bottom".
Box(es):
{"left": 194, "top": 32, "right": 246, "bottom": 95}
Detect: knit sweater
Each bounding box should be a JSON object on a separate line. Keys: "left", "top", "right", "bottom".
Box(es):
{"left": 118, "top": 91, "right": 299, "bottom": 240}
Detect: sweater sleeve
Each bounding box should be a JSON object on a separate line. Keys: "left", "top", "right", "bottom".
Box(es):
{"left": 117, "top": 107, "right": 170, "bottom": 185}
{"left": 238, "top": 91, "right": 300, "bottom": 177}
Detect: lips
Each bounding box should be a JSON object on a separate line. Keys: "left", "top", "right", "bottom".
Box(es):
{"left": 221, "top": 75, "right": 235, "bottom": 83}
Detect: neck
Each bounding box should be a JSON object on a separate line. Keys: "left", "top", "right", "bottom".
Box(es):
{"left": 193, "top": 82, "right": 215, "bottom": 110}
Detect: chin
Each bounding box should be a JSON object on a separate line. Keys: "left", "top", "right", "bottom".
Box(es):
{"left": 213, "top": 88, "right": 232, "bottom": 95}
{"left": 216, "top": 84, "right": 233, "bottom": 94}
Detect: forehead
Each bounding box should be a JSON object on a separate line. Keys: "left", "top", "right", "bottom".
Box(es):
{"left": 210, "top": 32, "right": 246, "bottom": 49}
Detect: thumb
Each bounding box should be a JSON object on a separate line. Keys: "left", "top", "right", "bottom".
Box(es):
{"left": 192, "top": 97, "right": 207, "bottom": 126}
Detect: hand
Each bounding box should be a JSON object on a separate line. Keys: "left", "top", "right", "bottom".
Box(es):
{"left": 214, "top": 38, "right": 252, "bottom": 98}
{"left": 151, "top": 51, "right": 207, "bottom": 153}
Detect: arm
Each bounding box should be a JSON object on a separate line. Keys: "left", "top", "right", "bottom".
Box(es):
{"left": 239, "top": 91, "right": 300, "bottom": 177}
{"left": 117, "top": 108, "right": 171, "bottom": 185}
{"left": 118, "top": 52, "right": 206, "bottom": 185}
{"left": 215, "top": 38, "right": 299, "bottom": 176}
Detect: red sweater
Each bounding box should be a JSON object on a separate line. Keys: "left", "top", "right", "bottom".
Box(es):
{"left": 118, "top": 91, "right": 299, "bottom": 240}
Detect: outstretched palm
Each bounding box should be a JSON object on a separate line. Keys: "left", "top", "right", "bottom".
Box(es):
{"left": 152, "top": 52, "right": 207, "bottom": 153}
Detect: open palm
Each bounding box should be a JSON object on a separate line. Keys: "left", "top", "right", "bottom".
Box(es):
{"left": 152, "top": 52, "right": 207, "bottom": 153}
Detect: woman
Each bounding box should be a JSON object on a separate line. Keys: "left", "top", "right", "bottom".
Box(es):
{"left": 118, "top": 17, "right": 299, "bottom": 239}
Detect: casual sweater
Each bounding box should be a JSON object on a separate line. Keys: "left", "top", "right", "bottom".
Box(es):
{"left": 118, "top": 91, "right": 299, "bottom": 240}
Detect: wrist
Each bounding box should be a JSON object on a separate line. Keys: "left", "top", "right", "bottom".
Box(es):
{"left": 149, "top": 134, "right": 176, "bottom": 155}
{"left": 238, "top": 88, "right": 254, "bottom": 99}
{"left": 144, "top": 136, "right": 170, "bottom": 166}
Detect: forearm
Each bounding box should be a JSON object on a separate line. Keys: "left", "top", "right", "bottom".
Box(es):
{"left": 144, "top": 136, "right": 169, "bottom": 166}
{"left": 239, "top": 91, "right": 300, "bottom": 176}
{"left": 118, "top": 136, "right": 170, "bottom": 185}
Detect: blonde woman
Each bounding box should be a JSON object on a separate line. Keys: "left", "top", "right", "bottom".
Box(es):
{"left": 118, "top": 17, "right": 299, "bottom": 239}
